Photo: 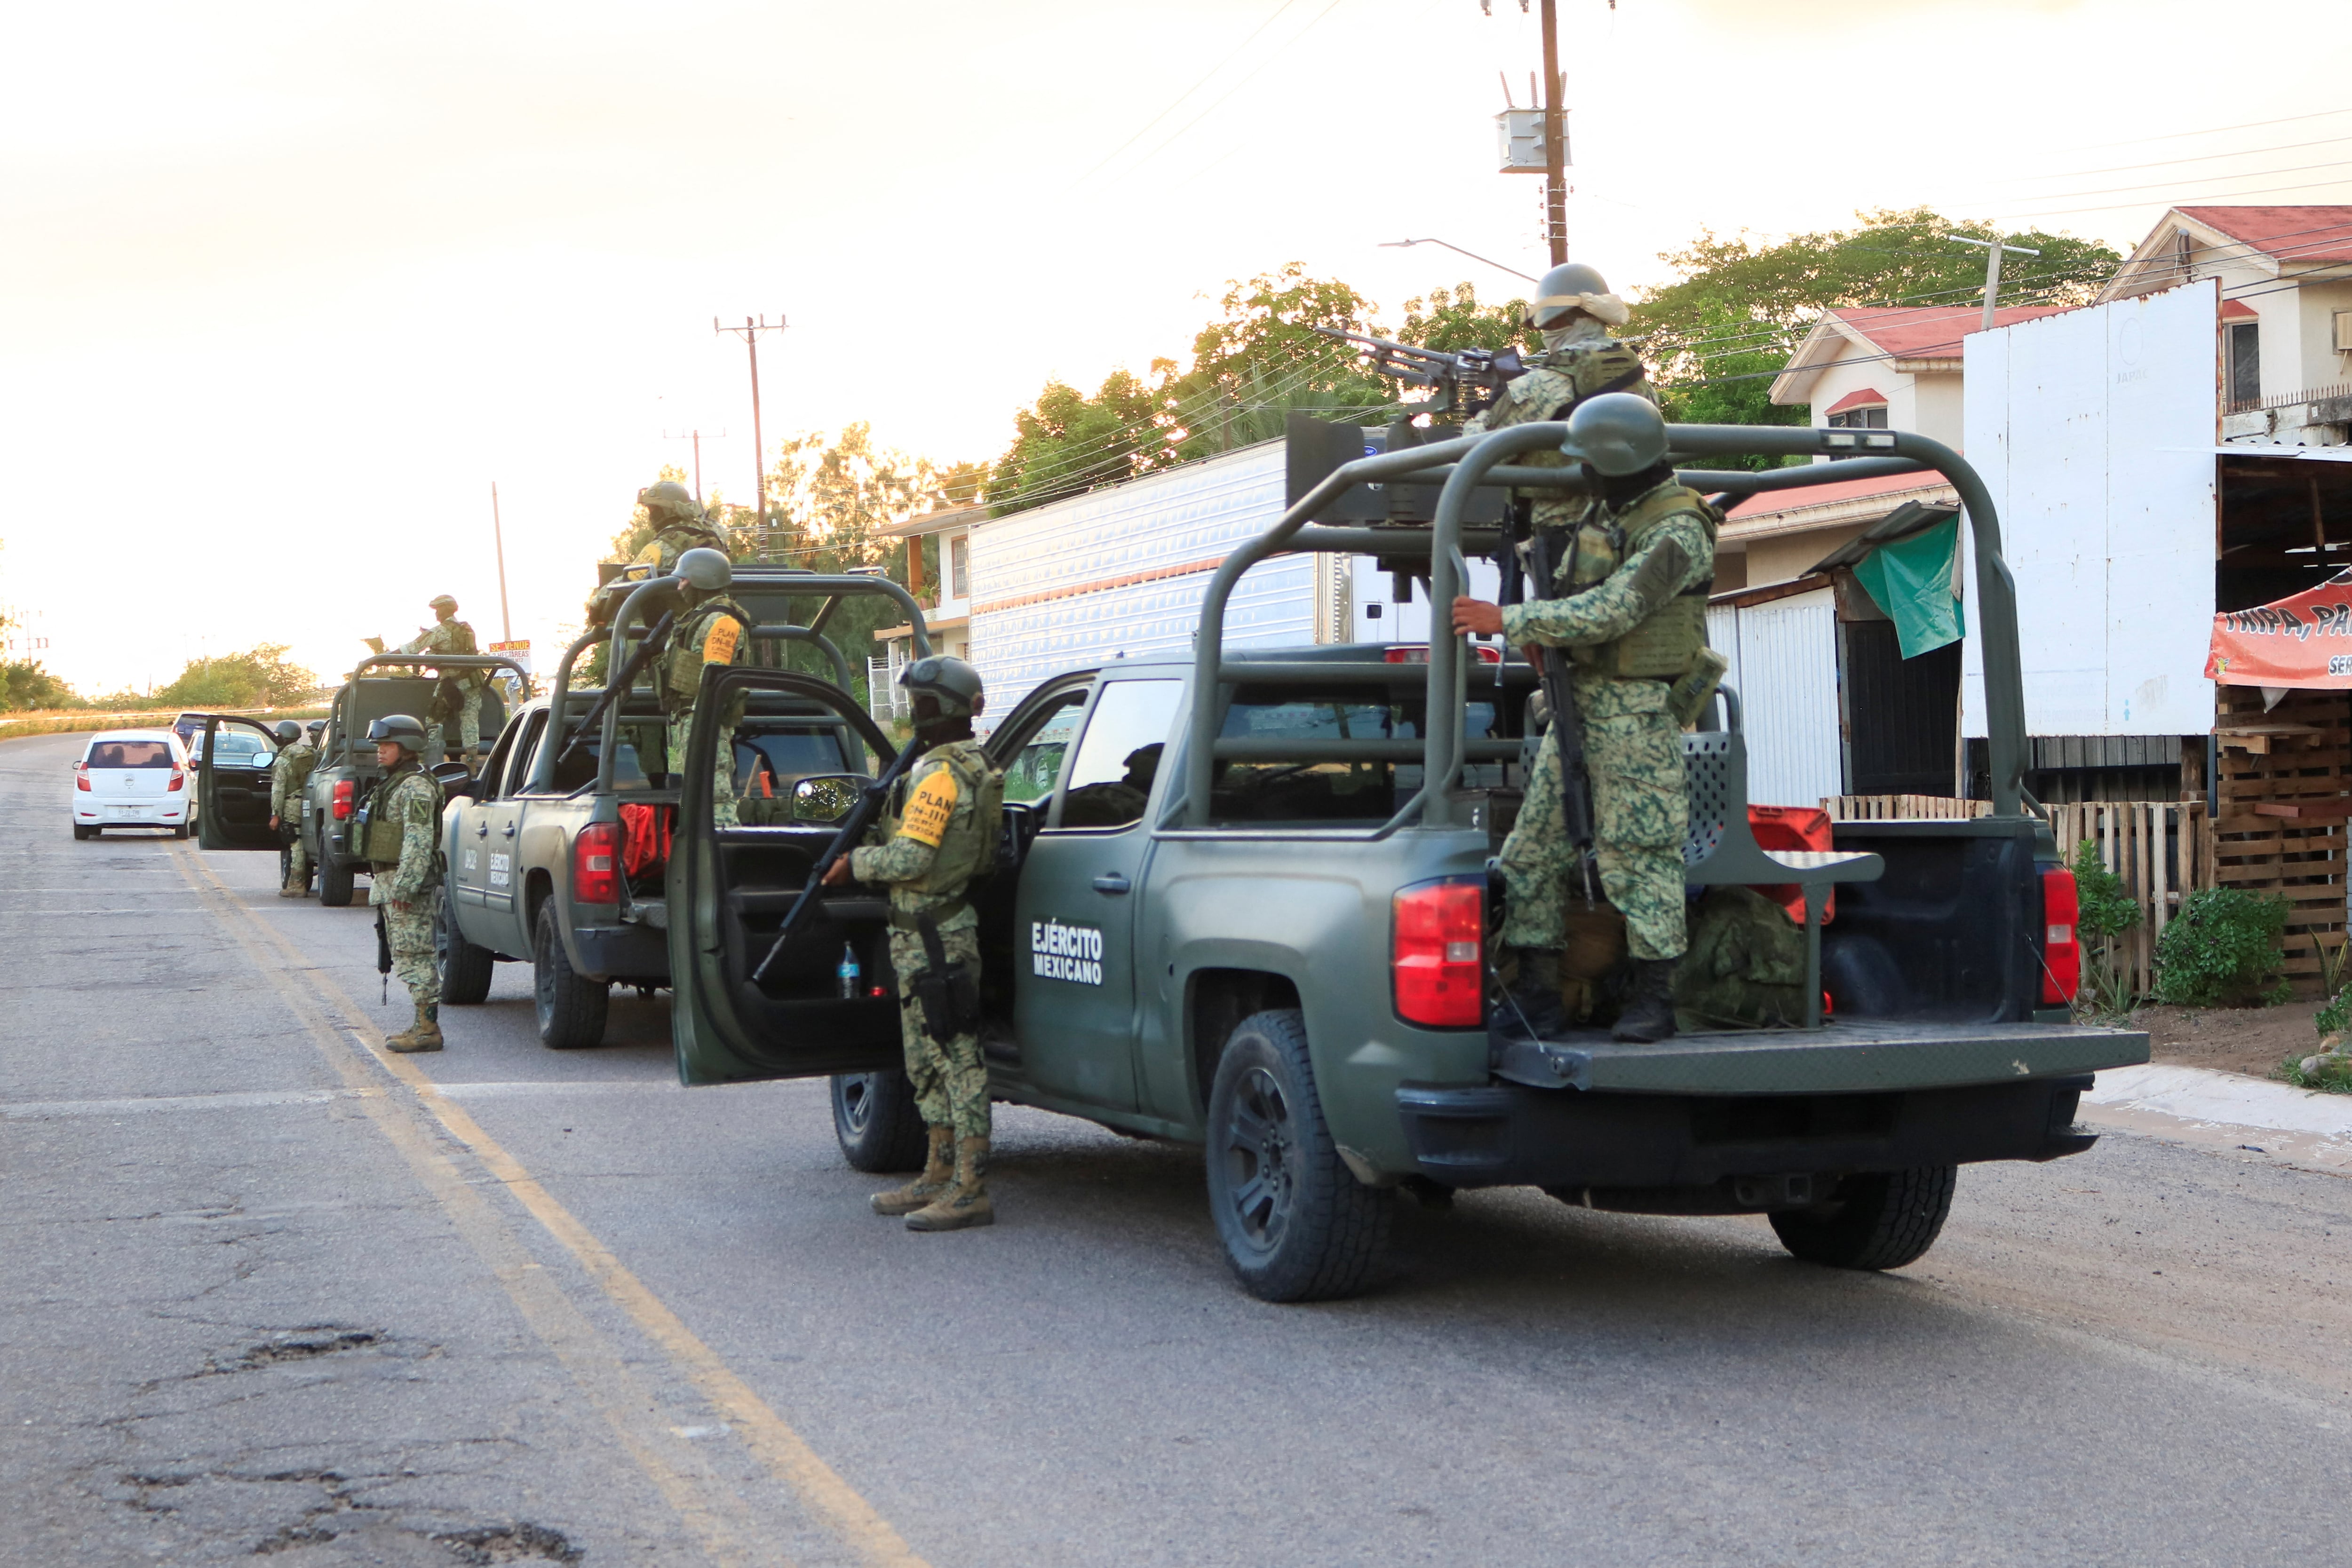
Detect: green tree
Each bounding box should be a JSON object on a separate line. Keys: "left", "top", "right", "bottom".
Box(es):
{"left": 1631, "top": 208, "right": 2123, "bottom": 457}
{"left": 155, "top": 644, "right": 317, "bottom": 709}
{"left": 986, "top": 369, "right": 1175, "bottom": 517}
{"left": 1393, "top": 282, "right": 1534, "bottom": 355}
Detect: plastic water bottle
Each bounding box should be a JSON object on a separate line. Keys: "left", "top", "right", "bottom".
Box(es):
{"left": 837, "top": 943, "right": 861, "bottom": 999}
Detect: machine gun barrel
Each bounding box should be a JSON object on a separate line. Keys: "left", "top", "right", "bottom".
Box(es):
{"left": 748, "top": 738, "right": 931, "bottom": 988}
{"left": 1311, "top": 325, "right": 1528, "bottom": 414}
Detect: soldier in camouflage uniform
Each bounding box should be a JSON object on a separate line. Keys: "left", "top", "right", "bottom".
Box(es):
{"left": 824, "top": 656, "right": 1004, "bottom": 1232}
{"left": 360, "top": 714, "right": 447, "bottom": 1052}
{"left": 267, "top": 720, "right": 318, "bottom": 898}
{"left": 660, "top": 548, "right": 752, "bottom": 827}
{"left": 368, "top": 595, "right": 487, "bottom": 764}
{"left": 628, "top": 480, "right": 732, "bottom": 576}
{"left": 1463, "top": 261, "right": 1653, "bottom": 514}
{"left": 1454, "top": 393, "right": 1718, "bottom": 1045}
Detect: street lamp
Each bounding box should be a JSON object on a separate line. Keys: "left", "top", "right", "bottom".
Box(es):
{"left": 1379, "top": 238, "right": 1540, "bottom": 284}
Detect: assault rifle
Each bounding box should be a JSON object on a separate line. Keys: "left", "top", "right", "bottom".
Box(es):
{"left": 1522, "top": 525, "right": 1597, "bottom": 897}
{"left": 1312, "top": 326, "right": 1528, "bottom": 418}
{"left": 551, "top": 610, "right": 676, "bottom": 774}
{"left": 749, "top": 736, "right": 931, "bottom": 988}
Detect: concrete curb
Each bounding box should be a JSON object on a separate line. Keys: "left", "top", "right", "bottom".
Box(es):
{"left": 2083, "top": 1062, "right": 2352, "bottom": 1175}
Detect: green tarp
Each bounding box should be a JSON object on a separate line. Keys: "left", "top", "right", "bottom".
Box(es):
{"left": 1851, "top": 514, "right": 1964, "bottom": 658}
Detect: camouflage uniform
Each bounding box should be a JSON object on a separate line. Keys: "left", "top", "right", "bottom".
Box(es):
{"left": 365, "top": 760, "right": 445, "bottom": 1016}
{"left": 632, "top": 516, "right": 732, "bottom": 576}
{"left": 269, "top": 737, "right": 318, "bottom": 890}
{"left": 1498, "top": 477, "right": 1717, "bottom": 963}
{"left": 1464, "top": 330, "right": 1655, "bottom": 534}
{"left": 850, "top": 739, "right": 997, "bottom": 1146}
{"left": 661, "top": 594, "right": 751, "bottom": 827}
{"left": 399, "top": 616, "right": 485, "bottom": 756}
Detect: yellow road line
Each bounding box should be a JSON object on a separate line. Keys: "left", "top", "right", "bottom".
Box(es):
{"left": 173, "top": 843, "right": 931, "bottom": 1568}
{"left": 167, "top": 845, "right": 764, "bottom": 1568}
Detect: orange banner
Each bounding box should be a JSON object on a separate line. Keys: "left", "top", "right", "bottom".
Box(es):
{"left": 2206, "top": 570, "right": 2352, "bottom": 688}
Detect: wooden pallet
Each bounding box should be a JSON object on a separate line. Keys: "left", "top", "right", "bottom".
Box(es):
{"left": 2215, "top": 686, "right": 2350, "bottom": 989}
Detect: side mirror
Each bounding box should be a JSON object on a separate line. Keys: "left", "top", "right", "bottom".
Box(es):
{"left": 429, "top": 760, "right": 477, "bottom": 799}
{"left": 791, "top": 773, "right": 865, "bottom": 825}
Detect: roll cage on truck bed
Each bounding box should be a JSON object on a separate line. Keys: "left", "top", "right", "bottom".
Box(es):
{"left": 654, "top": 418, "right": 2147, "bottom": 1302}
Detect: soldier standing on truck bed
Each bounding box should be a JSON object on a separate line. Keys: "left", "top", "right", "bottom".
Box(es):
{"left": 823, "top": 657, "right": 1005, "bottom": 1233}
{"left": 358, "top": 714, "right": 447, "bottom": 1053}
{"left": 660, "top": 548, "right": 752, "bottom": 827}
{"left": 630, "top": 480, "right": 732, "bottom": 576}
{"left": 366, "top": 595, "right": 487, "bottom": 766}
{"left": 267, "top": 720, "right": 318, "bottom": 898}
{"left": 1452, "top": 393, "right": 1719, "bottom": 1045}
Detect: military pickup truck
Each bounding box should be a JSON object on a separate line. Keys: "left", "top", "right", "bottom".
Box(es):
{"left": 436, "top": 566, "right": 932, "bottom": 1050}
{"left": 655, "top": 418, "right": 2149, "bottom": 1302}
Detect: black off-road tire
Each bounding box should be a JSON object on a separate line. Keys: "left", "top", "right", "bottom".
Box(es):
{"left": 1770, "top": 1165, "right": 1957, "bottom": 1271}
{"left": 318, "top": 854, "right": 356, "bottom": 908}
{"left": 533, "top": 902, "right": 609, "bottom": 1050}
{"left": 1205, "top": 1008, "right": 1391, "bottom": 1303}
{"left": 831, "top": 1071, "right": 928, "bottom": 1173}
{"left": 436, "top": 889, "right": 495, "bottom": 1006}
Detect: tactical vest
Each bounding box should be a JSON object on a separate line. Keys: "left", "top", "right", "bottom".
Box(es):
{"left": 880, "top": 742, "right": 1004, "bottom": 901}
{"left": 358, "top": 765, "right": 439, "bottom": 867}
{"left": 1552, "top": 483, "right": 1719, "bottom": 681}
{"left": 446, "top": 619, "right": 477, "bottom": 655}
{"left": 664, "top": 599, "right": 750, "bottom": 706}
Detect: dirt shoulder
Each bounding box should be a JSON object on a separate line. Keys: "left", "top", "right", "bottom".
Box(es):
{"left": 2130, "top": 999, "right": 2327, "bottom": 1081}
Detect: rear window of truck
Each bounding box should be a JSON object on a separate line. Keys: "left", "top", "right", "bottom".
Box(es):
{"left": 1210, "top": 686, "right": 1504, "bottom": 826}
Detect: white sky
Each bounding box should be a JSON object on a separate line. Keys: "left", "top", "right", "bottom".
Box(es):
{"left": 3, "top": 0, "right": 2347, "bottom": 695}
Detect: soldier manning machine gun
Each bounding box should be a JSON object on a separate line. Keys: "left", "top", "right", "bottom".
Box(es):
{"left": 1312, "top": 326, "right": 1529, "bottom": 419}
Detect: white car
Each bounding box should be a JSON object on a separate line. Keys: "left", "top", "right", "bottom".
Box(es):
{"left": 72, "top": 729, "right": 192, "bottom": 839}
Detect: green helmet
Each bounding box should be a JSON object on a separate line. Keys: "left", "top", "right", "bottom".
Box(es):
{"left": 1569, "top": 392, "right": 1669, "bottom": 477}
{"left": 366, "top": 713, "right": 429, "bottom": 752}
{"left": 898, "top": 655, "right": 985, "bottom": 720}
{"left": 640, "top": 479, "right": 699, "bottom": 522}
{"left": 274, "top": 720, "right": 302, "bottom": 744}
{"left": 429, "top": 594, "right": 458, "bottom": 613}
{"left": 306, "top": 720, "right": 325, "bottom": 743}
{"left": 676, "top": 547, "right": 732, "bottom": 593}
{"left": 1526, "top": 261, "right": 1612, "bottom": 332}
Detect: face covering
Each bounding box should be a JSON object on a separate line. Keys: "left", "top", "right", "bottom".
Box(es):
{"left": 1542, "top": 315, "right": 1610, "bottom": 353}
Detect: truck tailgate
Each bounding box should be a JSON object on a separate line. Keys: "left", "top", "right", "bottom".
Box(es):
{"left": 1493, "top": 1019, "right": 2150, "bottom": 1095}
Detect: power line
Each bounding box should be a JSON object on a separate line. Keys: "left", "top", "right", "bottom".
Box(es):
{"left": 1065, "top": 0, "right": 1303, "bottom": 189}
{"left": 1109, "top": 0, "right": 1350, "bottom": 179}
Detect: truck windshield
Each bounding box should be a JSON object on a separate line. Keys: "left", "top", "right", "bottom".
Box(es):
{"left": 1210, "top": 686, "right": 1503, "bottom": 826}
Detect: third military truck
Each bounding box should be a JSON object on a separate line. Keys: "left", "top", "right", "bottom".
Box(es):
{"left": 435, "top": 566, "right": 931, "bottom": 1049}
{"left": 657, "top": 419, "right": 2149, "bottom": 1302}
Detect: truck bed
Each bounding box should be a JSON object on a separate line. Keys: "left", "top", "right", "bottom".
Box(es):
{"left": 1492, "top": 1018, "right": 2150, "bottom": 1094}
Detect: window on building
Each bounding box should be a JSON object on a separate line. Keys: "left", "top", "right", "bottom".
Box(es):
{"left": 948, "top": 533, "right": 970, "bottom": 600}
{"left": 2229, "top": 322, "right": 2260, "bottom": 406}
{"left": 1827, "top": 404, "right": 1888, "bottom": 429}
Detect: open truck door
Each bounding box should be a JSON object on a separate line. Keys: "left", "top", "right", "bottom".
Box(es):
{"left": 668, "top": 665, "right": 909, "bottom": 1086}
{"left": 192, "top": 715, "right": 285, "bottom": 852}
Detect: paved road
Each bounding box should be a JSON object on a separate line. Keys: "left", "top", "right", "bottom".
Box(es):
{"left": 7, "top": 727, "right": 2352, "bottom": 1567}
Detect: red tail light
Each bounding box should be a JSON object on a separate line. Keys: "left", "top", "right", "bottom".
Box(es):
{"left": 332, "top": 779, "right": 354, "bottom": 820}
{"left": 1393, "top": 878, "right": 1485, "bottom": 1028}
{"left": 74, "top": 764, "right": 90, "bottom": 792}
{"left": 167, "top": 770, "right": 185, "bottom": 792}
{"left": 574, "top": 820, "right": 622, "bottom": 905}
{"left": 2039, "top": 866, "right": 2081, "bottom": 1005}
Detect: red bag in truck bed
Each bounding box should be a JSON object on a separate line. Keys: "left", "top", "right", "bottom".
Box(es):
{"left": 618, "top": 802, "right": 674, "bottom": 877}
{"left": 1748, "top": 805, "right": 1835, "bottom": 926}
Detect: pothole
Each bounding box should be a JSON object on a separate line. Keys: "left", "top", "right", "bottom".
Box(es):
{"left": 222, "top": 1329, "right": 384, "bottom": 1371}
{"left": 432, "top": 1523, "right": 584, "bottom": 1564}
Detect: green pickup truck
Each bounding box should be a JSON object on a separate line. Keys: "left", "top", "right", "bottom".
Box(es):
{"left": 657, "top": 420, "right": 2148, "bottom": 1302}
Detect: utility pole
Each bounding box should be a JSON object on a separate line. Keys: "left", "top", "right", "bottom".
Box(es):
{"left": 1951, "top": 234, "right": 2042, "bottom": 332}
{"left": 489, "top": 483, "right": 512, "bottom": 643}
{"left": 663, "top": 427, "right": 728, "bottom": 503}
{"left": 1539, "top": 0, "right": 1566, "bottom": 265}
{"left": 714, "top": 315, "right": 787, "bottom": 553}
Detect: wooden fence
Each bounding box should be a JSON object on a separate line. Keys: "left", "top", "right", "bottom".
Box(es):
{"left": 2214, "top": 686, "right": 2350, "bottom": 991}
{"left": 1823, "top": 794, "right": 2217, "bottom": 998}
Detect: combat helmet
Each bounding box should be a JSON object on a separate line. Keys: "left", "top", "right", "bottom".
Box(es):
{"left": 366, "top": 713, "right": 429, "bottom": 753}
{"left": 429, "top": 594, "right": 458, "bottom": 613}
{"left": 898, "top": 655, "right": 985, "bottom": 720}
{"left": 273, "top": 720, "right": 302, "bottom": 744}
{"left": 676, "top": 547, "right": 732, "bottom": 594}
{"left": 1569, "top": 392, "right": 1670, "bottom": 477}
{"left": 640, "top": 479, "right": 700, "bottom": 522}
{"left": 1526, "top": 261, "right": 1614, "bottom": 333}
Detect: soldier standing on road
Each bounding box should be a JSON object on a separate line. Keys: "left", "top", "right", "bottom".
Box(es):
{"left": 267, "top": 720, "right": 318, "bottom": 898}
{"left": 629, "top": 480, "right": 732, "bottom": 576}
{"left": 824, "top": 657, "right": 1003, "bottom": 1232}
{"left": 1452, "top": 394, "right": 1718, "bottom": 1045}
{"left": 361, "top": 714, "right": 448, "bottom": 1053}
{"left": 660, "top": 549, "right": 752, "bottom": 827}
{"left": 367, "top": 595, "right": 487, "bottom": 766}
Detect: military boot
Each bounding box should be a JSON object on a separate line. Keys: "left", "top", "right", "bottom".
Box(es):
{"left": 385, "top": 1001, "right": 444, "bottom": 1053}
{"left": 870, "top": 1127, "right": 955, "bottom": 1216}
{"left": 906, "top": 1136, "right": 993, "bottom": 1231}
{"left": 1611, "top": 959, "right": 1679, "bottom": 1044}
{"left": 278, "top": 874, "right": 307, "bottom": 899}
{"left": 1499, "top": 949, "right": 1572, "bottom": 1039}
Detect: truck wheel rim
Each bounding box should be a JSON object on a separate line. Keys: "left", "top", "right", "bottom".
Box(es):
{"left": 1223, "top": 1066, "right": 1295, "bottom": 1252}
{"left": 837, "top": 1075, "right": 875, "bottom": 1135}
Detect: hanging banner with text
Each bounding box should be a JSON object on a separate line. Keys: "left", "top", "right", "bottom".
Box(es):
{"left": 2205, "top": 570, "right": 2352, "bottom": 688}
